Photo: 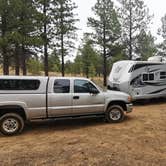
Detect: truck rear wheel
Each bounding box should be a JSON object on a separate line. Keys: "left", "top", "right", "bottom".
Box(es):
{"left": 0, "top": 113, "right": 24, "bottom": 136}
{"left": 105, "top": 105, "right": 124, "bottom": 123}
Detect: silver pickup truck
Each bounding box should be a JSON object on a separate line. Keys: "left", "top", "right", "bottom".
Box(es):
{"left": 0, "top": 76, "right": 132, "bottom": 135}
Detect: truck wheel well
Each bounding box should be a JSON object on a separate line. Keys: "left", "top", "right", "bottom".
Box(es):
{"left": 0, "top": 106, "right": 26, "bottom": 121}
{"left": 107, "top": 101, "right": 127, "bottom": 111}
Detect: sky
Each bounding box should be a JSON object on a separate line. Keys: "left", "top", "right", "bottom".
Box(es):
{"left": 73, "top": 0, "right": 166, "bottom": 46}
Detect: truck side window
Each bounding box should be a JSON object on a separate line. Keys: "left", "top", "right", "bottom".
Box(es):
{"left": 74, "top": 80, "right": 99, "bottom": 93}
{"left": 54, "top": 79, "right": 70, "bottom": 93}
{"left": 88, "top": 82, "right": 100, "bottom": 93}
{"left": 74, "top": 80, "right": 89, "bottom": 93}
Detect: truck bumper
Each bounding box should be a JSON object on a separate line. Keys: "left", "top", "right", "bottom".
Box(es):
{"left": 126, "top": 103, "right": 133, "bottom": 113}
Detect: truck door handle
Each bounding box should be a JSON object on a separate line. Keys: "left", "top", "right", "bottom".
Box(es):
{"left": 73, "top": 96, "right": 79, "bottom": 100}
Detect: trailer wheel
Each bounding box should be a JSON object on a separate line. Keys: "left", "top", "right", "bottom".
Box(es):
{"left": 0, "top": 113, "right": 24, "bottom": 136}
{"left": 105, "top": 105, "right": 124, "bottom": 123}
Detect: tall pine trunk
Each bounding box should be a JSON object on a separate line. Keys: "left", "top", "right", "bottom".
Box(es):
{"left": 129, "top": 5, "right": 133, "bottom": 60}
{"left": 43, "top": 0, "right": 48, "bottom": 76}
{"left": 2, "top": 47, "right": 9, "bottom": 75}
{"left": 61, "top": 33, "right": 65, "bottom": 77}
{"left": 85, "top": 65, "right": 89, "bottom": 78}
{"left": 103, "top": 46, "right": 107, "bottom": 87}
{"left": 103, "top": 18, "right": 107, "bottom": 87}
{"left": 2, "top": 14, "right": 9, "bottom": 75}
{"left": 15, "top": 44, "right": 20, "bottom": 75}
{"left": 21, "top": 45, "right": 27, "bottom": 75}
{"left": 60, "top": 2, "right": 65, "bottom": 77}
{"left": 44, "top": 41, "right": 48, "bottom": 76}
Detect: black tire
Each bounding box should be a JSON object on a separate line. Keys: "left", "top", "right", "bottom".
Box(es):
{"left": 0, "top": 113, "right": 24, "bottom": 136}
{"left": 105, "top": 105, "right": 125, "bottom": 123}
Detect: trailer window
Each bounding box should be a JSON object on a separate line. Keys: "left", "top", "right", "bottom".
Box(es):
{"left": 160, "top": 72, "right": 166, "bottom": 79}
{"left": 149, "top": 74, "right": 154, "bottom": 80}
{"left": 142, "top": 73, "right": 154, "bottom": 81}
{"left": 143, "top": 74, "right": 148, "bottom": 81}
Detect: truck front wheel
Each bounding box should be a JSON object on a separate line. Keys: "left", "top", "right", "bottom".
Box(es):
{"left": 105, "top": 105, "right": 124, "bottom": 123}
{"left": 0, "top": 113, "right": 24, "bottom": 136}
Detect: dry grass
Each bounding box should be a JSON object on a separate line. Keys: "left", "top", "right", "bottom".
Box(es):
{"left": 0, "top": 100, "right": 166, "bottom": 166}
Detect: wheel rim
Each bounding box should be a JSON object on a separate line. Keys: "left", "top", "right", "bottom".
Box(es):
{"left": 109, "top": 109, "right": 121, "bottom": 121}
{"left": 2, "top": 118, "right": 19, "bottom": 133}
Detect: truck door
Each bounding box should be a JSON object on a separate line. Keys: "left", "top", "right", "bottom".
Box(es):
{"left": 47, "top": 78, "right": 72, "bottom": 117}
{"left": 72, "top": 79, "right": 105, "bottom": 115}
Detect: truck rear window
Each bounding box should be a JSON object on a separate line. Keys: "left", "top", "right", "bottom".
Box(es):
{"left": 0, "top": 79, "right": 40, "bottom": 90}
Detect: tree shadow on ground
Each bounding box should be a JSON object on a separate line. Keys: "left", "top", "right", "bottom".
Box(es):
{"left": 23, "top": 115, "right": 134, "bottom": 134}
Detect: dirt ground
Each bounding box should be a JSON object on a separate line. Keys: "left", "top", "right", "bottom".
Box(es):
{"left": 0, "top": 100, "right": 166, "bottom": 166}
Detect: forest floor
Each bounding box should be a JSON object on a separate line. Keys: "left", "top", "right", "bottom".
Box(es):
{"left": 0, "top": 99, "right": 166, "bottom": 166}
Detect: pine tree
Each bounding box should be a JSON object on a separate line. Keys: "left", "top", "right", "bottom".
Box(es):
{"left": 54, "top": 0, "right": 78, "bottom": 76}
{"left": 34, "top": 0, "right": 55, "bottom": 76}
{"left": 74, "top": 34, "right": 103, "bottom": 78}
{"left": 27, "top": 57, "right": 42, "bottom": 75}
{"left": 10, "top": 0, "right": 43, "bottom": 75}
{"left": 118, "top": 0, "right": 152, "bottom": 60}
{"left": 73, "top": 53, "right": 83, "bottom": 75}
{"left": 156, "top": 14, "right": 166, "bottom": 57}
{"left": 159, "top": 14, "right": 166, "bottom": 41}
{"left": 48, "top": 49, "right": 60, "bottom": 72}
{"left": 88, "top": 0, "right": 121, "bottom": 86}
{"left": 79, "top": 35, "right": 98, "bottom": 78}
{"left": 135, "top": 30, "right": 156, "bottom": 60}
{"left": 0, "top": 0, "right": 11, "bottom": 75}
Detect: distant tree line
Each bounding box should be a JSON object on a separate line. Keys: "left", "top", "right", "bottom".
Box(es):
{"left": 0, "top": 0, "right": 166, "bottom": 86}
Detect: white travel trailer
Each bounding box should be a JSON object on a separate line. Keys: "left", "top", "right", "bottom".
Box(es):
{"left": 108, "top": 58, "right": 166, "bottom": 100}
